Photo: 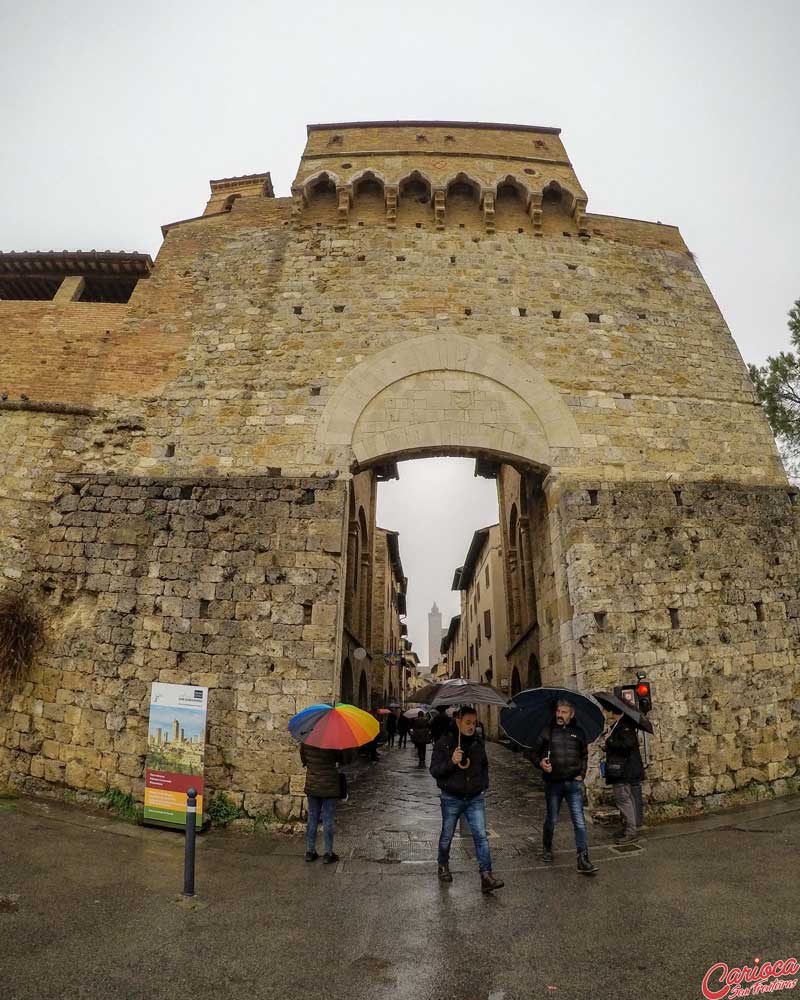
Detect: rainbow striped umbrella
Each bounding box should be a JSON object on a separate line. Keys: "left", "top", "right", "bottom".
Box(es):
{"left": 288, "top": 703, "right": 379, "bottom": 750}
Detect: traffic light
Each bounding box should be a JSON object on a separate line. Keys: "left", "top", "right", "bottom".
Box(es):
{"left": 636, "top": 680, "right": 652, "bottom": 714}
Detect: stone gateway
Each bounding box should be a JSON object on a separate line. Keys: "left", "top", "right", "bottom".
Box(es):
{"left": 0, "top": 121, "right": 797, "bottom": 823}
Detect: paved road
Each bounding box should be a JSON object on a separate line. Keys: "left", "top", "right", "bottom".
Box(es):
{"left": 1, "top": 742, "right": 799, "bottom": 1000}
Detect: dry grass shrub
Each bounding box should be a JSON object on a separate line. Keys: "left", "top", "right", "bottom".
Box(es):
{"left": 0, "top": 593, "right": 42, "bottom": 687}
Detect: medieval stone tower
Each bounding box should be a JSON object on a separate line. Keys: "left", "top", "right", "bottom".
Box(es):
{"left": 428, "top": 603, "right": 443, "bottom": 670}
{"left": 0, "top": 121, "right": 797, "bottom": 822}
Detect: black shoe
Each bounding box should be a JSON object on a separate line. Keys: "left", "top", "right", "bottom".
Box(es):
{"left": 437, "top": 865, "right": 453, "bottom": 883}
{"left": 541, "top": 849, "right": 554, "bottom": 863}
{"left": 322, "top": 852, "right": 339, "bottom": 865}
{"left": 577, "top": 851, "right": 598, "bottom": 875}
{"left": 305, "top": 850, "right": 318, "bottom": 862}
{"left": 614, "top": 830, "right": 639, "bottom": 846}
{"left": 480, "top": 872, "right": 505, "bottom": 893}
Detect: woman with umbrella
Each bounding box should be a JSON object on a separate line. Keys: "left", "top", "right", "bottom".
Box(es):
{"left": 594, "top": 691, "right": 654, "bottom": 844}
{"left": 500, "top": 687, "right": 603, "bottom": 875}
{"left": 288, "top": 703, "right": 379, "bottom": 864}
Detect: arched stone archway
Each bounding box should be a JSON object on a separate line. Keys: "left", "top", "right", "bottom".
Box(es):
{"left": 315, "top": 333, "right": 581, "bottom": 470}
{"left": 511, "top": 667, "right": 522, "bottom": 698}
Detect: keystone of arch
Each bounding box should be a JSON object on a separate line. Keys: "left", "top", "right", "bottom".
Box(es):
{"left": 315, "top": 334, "right": 581, "bottom": 457}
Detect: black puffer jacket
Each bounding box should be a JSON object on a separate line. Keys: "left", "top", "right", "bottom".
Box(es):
{"left": 430, "top": 731, "right": 489, "bottom": 798}
{"left": 300, "top": 745, "right": 342, "bottom": 798}
{"left": 531, "top": 721, "right": 588, "bottom": 783}
{"left": 604, "top": 715, "right": 644, "bottom": 785}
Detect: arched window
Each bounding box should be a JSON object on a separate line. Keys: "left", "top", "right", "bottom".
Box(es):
{"left": 357, "top": 507, "right": 371, "bottom": 643}
{"left": 351, "top": 172, "right": 385, "bottom": 226}
{"left": 398, "top": 171, "right": 432, "bottom": 227}
{"left": 341, "top": 658, "right": 354, "bottom": 703}
{"left": 527, "top": 653, "right": 541, "bottom": 689}
{"left": 508, "top": 503, "right": 521, "bottom": 634}
{"left": 304, "top": 173, "right": 338, "bottom": 225}
{"left": 494, "top": 178, "right": 529, "bottom": 231}
{"left": 541, "top": 181, "right": 576, "bottom": 235}
{"left": 511, "top": 667, "right": 522, "bottom": 697}
{"left": 222, "top": 193, "right": 242, "bottom": 213}
{"left": 445, "top": 174, "right": 481, "bottom": 229}
{"left": 358, "top": 670, "right": 368, "bottom": 709}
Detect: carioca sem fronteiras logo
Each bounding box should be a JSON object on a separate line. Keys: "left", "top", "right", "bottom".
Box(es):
{"left": 701, "top": 957, "right": 799, "bottom": 998}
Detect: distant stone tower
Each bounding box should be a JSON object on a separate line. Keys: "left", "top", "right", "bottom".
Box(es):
{"left": 428, "top": 602, "right": 443, "bottom": 669}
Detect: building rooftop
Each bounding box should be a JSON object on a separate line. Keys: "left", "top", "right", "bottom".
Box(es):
{"left": 307, "top": 120, "right": 560, "bottom": 136}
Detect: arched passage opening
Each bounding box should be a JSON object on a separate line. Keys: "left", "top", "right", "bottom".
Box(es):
{"left": 319, "top": 334, "right": 578, "bottom": 726}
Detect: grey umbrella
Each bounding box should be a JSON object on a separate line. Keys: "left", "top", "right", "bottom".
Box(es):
{"left": 429, "top": 679, "right": 509, "bottom": 771}
{"left": 592, "top": 690, "right": 654, "bottom": 733}
{"left": 431, "top": 680, "right": 508, "bottom": 708}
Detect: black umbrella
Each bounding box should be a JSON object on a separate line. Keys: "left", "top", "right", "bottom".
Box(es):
{"left": 500, "top": 686, "right": 605, "bottom": 748}
{"left": 592, "top": 691, "right": 654, "bottom": 734}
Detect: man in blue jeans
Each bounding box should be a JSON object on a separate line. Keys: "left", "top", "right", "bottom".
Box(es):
{"left": 430, "top": 706, "right": 504, "bottom": 893}
{"left": 531, "top": 699, "right": 599, "bottom": 875}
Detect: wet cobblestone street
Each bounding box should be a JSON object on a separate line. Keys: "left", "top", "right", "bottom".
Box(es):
{"left": 335, "top": 739, "right": 617, "bottom": 871}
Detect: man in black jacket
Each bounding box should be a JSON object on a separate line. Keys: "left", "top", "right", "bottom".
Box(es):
{"left": 603, "top": 708, "right": 645, "bottom": 844}
{"left": 531, "top": 699, "right": 598, "bottom": 875}
{"left": 430, "top": 706, "right": 504, "bottom": 893}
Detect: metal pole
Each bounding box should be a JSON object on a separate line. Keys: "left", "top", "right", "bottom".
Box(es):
{"left": 183, "top": 787, "right": 197, "bottom": 897}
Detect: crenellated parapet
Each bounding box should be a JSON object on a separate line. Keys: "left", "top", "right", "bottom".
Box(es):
{"left": 290, "top": 121, "right": 589, "bottom": 235}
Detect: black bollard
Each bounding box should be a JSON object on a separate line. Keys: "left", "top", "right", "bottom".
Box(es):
{"left": 183, "top": 787, "right": 197, "bottom": 897}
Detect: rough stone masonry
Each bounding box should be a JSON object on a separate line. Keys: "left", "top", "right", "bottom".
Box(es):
{"left": 0, "top": 121, "right": 797, "bottom": 822}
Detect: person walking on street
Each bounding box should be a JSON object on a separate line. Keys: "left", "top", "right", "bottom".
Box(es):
{"left": 430, "top": 705, "right": 504, "bottom": 893}
{"left": 386, "top": 710, "right": 397, "bottom": 748}
{"left": 300, "top": 743, "right": 345, "bottom": 864}
{"left": 397, "top": 711, "right": 410, "bottom": 749}
{"left": 411, "top": 710, "right": 431, "bottom": 767}
{"left": 430, "top": 706, "right": 451, "bottom": 744}
{"left": 603, "top": 707, "right": 645, "bottom": 844}
{"left": 531, "top": 699, "right": 598, "bottom": 875}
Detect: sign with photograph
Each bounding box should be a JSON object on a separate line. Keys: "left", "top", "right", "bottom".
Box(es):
{"left": 143, "top": 683, "right": 208, "bottom": 829}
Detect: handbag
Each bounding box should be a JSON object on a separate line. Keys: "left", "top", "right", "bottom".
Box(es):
{"left": 338, "top": 771, "right": 349, "bottom": 801}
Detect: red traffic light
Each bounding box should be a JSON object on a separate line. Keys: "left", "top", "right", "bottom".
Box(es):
{"left": 636, "top": 683, "right": 650, "bottom": 696}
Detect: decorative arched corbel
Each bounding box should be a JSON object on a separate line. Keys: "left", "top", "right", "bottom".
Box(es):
{"left": 482, "top": 190, "right": 496, "bottom": 234}
{"left": 528, "top": 192, "right": 543, "bottom": 236}
{"left": 385, "top": 185, "right": 398, "bottom": 229}
{"left": 433, "top": 188, "right": 446, "bottom": 230}
{"left": 336, "top": 185, "right": 352, "bottom": 227}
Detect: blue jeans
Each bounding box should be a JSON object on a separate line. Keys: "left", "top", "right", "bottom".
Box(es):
{"left": 438, "top": 793, "right": 493, "bottom": 874}
{"left": 306, "top": 795, "right": 336, "bottom": 854}
{"left": 543, "top": 779, "right": 588, "bottom": 854}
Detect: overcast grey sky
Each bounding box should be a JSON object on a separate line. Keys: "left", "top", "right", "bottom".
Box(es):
{"left": 2, "top": 0, "right": 798, "bottom": 660}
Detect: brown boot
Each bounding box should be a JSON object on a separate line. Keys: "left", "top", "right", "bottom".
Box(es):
{"left": 480, "top": 871, "right": 505, "bottom": 893}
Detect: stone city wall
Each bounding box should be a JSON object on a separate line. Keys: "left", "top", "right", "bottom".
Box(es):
{"left": 0, "top": 473, "right": 345, "bottom": 821}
